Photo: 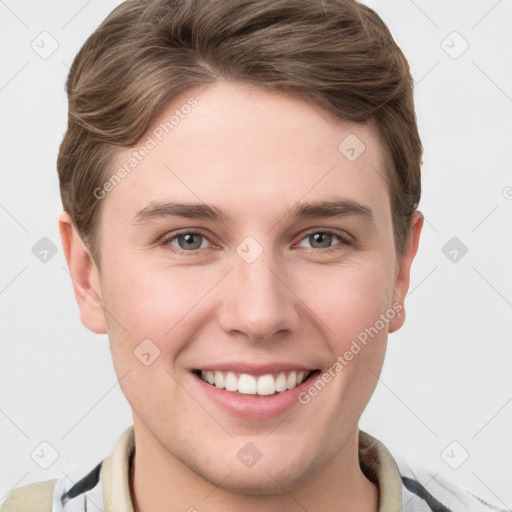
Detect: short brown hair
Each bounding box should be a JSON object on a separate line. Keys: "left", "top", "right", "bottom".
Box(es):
{"left": 58, "top": 0, "right": 422, "bottom": 261}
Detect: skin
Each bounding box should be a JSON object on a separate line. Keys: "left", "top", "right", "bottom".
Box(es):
{"left": 60, "top": 80, "right": 423, "bottom": 512}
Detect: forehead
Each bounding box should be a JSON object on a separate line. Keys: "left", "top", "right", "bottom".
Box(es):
{"left": 104, "top": 80, "right": 390, "bottom": 226}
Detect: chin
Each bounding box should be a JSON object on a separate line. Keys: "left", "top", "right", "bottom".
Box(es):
{"left": 191, "top": 449, "right": 320, "bottom": 497}
{"left": 207, "top": 465, "right": 310, "bottom": 496}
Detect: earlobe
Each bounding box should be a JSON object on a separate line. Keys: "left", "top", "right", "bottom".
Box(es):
{"left": 388, "top": 211, "right": 424, "bottom": 334}
{"left": 59, "top": 211, "right": 107, "bottom": 334}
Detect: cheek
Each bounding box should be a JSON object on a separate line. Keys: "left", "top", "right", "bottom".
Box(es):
{"left": 100, "top": 264, "right": 204, "bottom": 416}
{"left": 101, "top": 260, "right": 213, "bottom": 341}
{"left": 297, "top": 260, "right": 395, "bottom": 345}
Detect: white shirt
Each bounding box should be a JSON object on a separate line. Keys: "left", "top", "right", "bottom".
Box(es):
{"left": 2, "top": 425, "right": 509, "bottom": 512}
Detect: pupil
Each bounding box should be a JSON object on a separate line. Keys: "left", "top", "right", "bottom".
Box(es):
{"left": 312, "top": 233, "right": 331, "bottom": 248}
{"left": 180, "top": 234, "right": 201, "bottom": 250}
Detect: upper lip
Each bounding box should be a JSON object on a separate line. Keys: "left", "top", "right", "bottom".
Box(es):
{"left": 194, "top": 362, "right": 318, "bottom": 376}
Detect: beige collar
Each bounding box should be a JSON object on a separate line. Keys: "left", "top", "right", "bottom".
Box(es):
{"left": 359, "top": 430, "right": 403, "bottom": 511}
{"left": 101, "top": 426, "right": 402, "bottom": 512}
{"left": 101, "top": 426, "right": 136, "bottom": 512}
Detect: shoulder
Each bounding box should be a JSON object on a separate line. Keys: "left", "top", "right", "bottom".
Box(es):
{"left": 395, "top": 457, "right": 511, "bottom": 512}
{"left": 0, "top": 479, "right": 57, "bottom": 512}
{"left": 0, "top": 426, "right": 134, "bottom": 512}
{"left": 359, "top": 431, "right": 510, "bottom": 512}
{"left": 1, "top": 461, "right": 104, "bottom": 512}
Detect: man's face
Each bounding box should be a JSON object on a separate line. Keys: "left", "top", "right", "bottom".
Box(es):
{"left": 67, "top": 81, "right": 420, "bottom": 493}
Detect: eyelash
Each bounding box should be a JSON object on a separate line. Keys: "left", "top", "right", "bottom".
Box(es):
{"left": 160, "top": 228, "right": 352, "bottom": 256}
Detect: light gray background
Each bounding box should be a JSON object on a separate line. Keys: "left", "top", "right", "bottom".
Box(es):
{"left": 1, "top": 0, "right": 511, "bottom": 507}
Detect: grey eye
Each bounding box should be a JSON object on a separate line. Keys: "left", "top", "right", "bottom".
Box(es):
{"left": 307, "top": 232, "right": 334, "bottom": 249}
{"left": 169, "top": 232, "right": 207, "bottom": 251}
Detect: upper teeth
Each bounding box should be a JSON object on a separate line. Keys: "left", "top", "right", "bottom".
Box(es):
{"left": 199, "top": 370, "right": 311, "bottom": 396}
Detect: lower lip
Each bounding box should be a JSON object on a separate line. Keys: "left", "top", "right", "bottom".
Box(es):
{"left": 192, "top": 371, "right": 319, "bottom": 420}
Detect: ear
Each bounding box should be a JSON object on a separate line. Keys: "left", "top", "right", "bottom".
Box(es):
{"left": 388, "top": 211, "right": 424, "bottom": 333}
{"left": 59, "top": 211, "right": 107, "bottom": 334}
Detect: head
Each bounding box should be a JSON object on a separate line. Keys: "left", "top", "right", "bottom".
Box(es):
{"left": 59, "top": 0, "right": 423, "bottom": 496}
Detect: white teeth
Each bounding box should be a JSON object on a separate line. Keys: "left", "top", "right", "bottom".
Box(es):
{"left": 214, "top": 371, "right": 225, "bottom": 389}
{"left": 275, "top": 372, "right": 287, "bottom": 392}
{"left": 224, "top": 371, "right": 238, "bottom": 392}
{"left": 257, "top": 374, "right": 276, "bottom": 396}
{"left": 238, "top": 374, "right": 257, "bottom": 394}
{"left": 286, "top": 372, "right": 297, "bottom": 390}
{"left": 199, "top": 369, "right": 312, "bottom": 395}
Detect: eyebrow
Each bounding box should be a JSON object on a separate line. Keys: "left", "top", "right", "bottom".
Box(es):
{"left": 133, "top": 197, "right": 373, "bottom": 225}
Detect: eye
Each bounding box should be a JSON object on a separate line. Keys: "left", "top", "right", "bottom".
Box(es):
{"left": 160, "top": 228, "right": 352, "bottom": 256}
{"left": 162, "top": 231, "right": 213, "bottom": 253}
{"left": 296, "top": 229, "right": 352, "bottom": 252}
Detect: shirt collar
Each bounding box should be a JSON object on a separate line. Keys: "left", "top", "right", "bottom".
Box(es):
{"left": 101, "top": 426, "right": 402, "bottom": 512}
{"left": 101, "top": 426, "right": 135, "bottom": 512}
{"left": 359, "top": 430, "right": 403, "bottom": 511}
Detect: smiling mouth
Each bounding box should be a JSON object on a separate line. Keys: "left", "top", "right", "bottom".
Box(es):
{"left": 194, "top": 369, "right": 320, "bottom": 396}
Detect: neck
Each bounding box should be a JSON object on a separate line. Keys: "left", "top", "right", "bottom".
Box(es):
{"left": 129, "top": 421, "right": 379, "bottom": 512}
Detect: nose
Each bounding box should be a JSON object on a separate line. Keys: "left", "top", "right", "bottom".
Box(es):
{"left": 217, "top": 250, "right": 301, "bottom": 343}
